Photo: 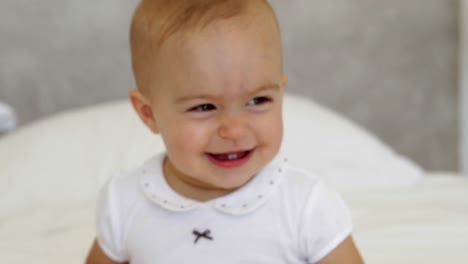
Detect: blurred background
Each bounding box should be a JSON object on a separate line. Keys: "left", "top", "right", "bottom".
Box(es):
{"left": 0, "top": 0, "right": 458, "bottom": 172}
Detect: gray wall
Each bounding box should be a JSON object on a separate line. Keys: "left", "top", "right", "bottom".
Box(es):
{"left": 0, "top": 0, "right": 458, "bottom": 171}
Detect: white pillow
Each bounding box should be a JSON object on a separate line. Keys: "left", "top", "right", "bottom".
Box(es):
{"left": 0, "top": 93, "right": 423, "bottom": 215}
{"left": 281, "top": 95, "right": 423, "bottom": 191}
{"left": 0, "top": 101, "right": 162, "bottom": 216}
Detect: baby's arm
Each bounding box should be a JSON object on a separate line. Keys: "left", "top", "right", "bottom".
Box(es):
{"left": 315, "top": 236, "right": 364, "bottom": 264}
{"left": 85, "top": 239, "right": 128, "bottom": 264}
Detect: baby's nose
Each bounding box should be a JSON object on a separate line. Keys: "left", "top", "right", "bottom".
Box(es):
{"left": 217, "top": 115, "right": 249, "bottom": 140}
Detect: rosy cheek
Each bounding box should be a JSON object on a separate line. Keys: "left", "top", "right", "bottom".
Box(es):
{"left": 263, "top": 114, "right": 283, "bottom": 141}
{"left": 172, "top": 123, "right": 206, "bottom": 148}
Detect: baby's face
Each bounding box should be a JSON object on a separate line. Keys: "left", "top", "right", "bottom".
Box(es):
{"left": 147, "top": 15, "right": 285, "bottom": 199}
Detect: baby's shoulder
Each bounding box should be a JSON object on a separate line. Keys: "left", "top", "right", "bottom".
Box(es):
{"left": 281, "top": 164, "right": 323, "bottom": 191}
{"left": 278, "top": 164, "right": 341, "bottom": 205}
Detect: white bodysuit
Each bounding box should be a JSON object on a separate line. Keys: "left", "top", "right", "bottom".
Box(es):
{"left": 97, "top": 153, "right": 352, "bottom": 263}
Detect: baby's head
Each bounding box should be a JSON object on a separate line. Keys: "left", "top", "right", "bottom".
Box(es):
{"left": 129, "top": 0, "right": 287, "bottom": 201}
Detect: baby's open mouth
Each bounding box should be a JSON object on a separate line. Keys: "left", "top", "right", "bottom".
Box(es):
{"left": 208, "top": 150, "right": 252, "bottom": 161}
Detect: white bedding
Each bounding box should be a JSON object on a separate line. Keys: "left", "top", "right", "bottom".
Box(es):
{"left": 1, "top": 173, "right": 466, "bottom": 264}
{"left": 346, "top": 173, "right": 468, "bottom": 263}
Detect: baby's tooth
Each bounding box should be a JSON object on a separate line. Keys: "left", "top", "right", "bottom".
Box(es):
{"left": 228, "top": 153, "right": 238, "bottom": 160}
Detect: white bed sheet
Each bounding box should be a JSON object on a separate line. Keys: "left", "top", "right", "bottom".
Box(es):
{"left": 0, "top": 173, "right": 466, "bottom": 264}
{"left": 345, "top": 172, "right": 468, "bottom": 263}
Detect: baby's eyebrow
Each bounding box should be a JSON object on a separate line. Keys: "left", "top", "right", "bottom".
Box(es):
{"left": 175, "top": 82, "right": 280, "bottom": 103}
{"left": 175, "top": 94, "right": 218, "bottom": 103}
{"left": 250, "top": 82, "right": 280, "bottom": 95}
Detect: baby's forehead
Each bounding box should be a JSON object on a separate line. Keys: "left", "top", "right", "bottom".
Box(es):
{"left": 131, "top": 0, "right": 280, "bottom": 96}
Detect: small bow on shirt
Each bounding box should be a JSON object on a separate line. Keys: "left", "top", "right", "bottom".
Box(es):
{"left": 193, "top": 229, "right": 213, "bottom": 244}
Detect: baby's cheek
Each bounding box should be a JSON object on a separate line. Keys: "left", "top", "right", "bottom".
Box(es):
{"left": 169, "top": 124, "right": 205, "bottom": 151}
{"left": 260, "top": 113, "right": 283, "bottom": 139}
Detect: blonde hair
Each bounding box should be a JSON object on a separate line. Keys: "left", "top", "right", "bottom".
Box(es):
{"left": 130, "top": 0, "right": 279, "bottom": 94}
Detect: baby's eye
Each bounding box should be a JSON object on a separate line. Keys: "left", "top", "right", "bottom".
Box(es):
{"left": 188, "top": 103, "right": 216, "bottom": 112}
{"left": 247, "top": 96, "right": 271, "bottom": 106}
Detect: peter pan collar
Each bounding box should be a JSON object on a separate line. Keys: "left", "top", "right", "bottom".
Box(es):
{"left": 139, "top": 152, "right": 288, "bottom": 215}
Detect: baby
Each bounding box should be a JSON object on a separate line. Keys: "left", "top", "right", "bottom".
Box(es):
{"left": 86, "top": 0, "right": 364, "bottom": 263}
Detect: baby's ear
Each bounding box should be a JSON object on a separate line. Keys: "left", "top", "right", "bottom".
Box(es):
{"left": 129, "top": 89, "right": 160, "bottom": 134}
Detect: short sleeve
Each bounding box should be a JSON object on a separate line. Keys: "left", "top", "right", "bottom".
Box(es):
{"left": 96, "top": 176, "right": 129, "bottom": 262}
{"left": 299, "top": 181, "right": 353, "bottom": 263}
